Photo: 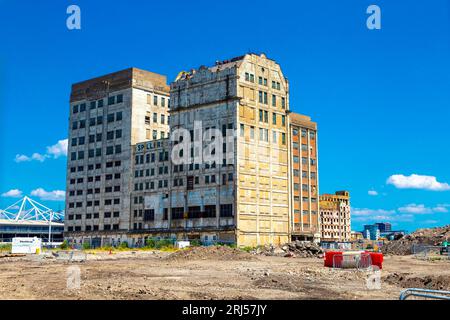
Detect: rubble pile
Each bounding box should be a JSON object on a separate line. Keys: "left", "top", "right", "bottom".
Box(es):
{"left": 382, "top": 225, "right": 450, "bottom": 255}
{"left": 253, "top": 240, "right": 324, "bottom": 258}
{"left": 167, "top": 245, "right": 258, "bottom": 261}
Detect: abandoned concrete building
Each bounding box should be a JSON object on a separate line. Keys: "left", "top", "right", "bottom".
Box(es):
{"left": 64, "top": 53, "right": 331, "bottom": 247}
{"left": 319, "top": 191, "right": 351, "bottom": 242}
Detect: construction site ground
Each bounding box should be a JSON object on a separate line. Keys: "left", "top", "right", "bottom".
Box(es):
{"left": 0, "top": 247, "right": 449, "bottom": 300}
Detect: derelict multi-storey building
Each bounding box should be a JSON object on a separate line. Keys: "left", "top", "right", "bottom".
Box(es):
{"left": 65, "top": 68, "right": 170, "bottom": 247}
{"left": 288, "top": 113, "right": 320, "bottom": 242}
{"left": 64, "top": 53, "right": 324, "bottom": 247}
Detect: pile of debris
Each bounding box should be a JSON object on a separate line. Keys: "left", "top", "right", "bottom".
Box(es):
{"left": 166, "top": 245, "right": 258, "bottom": 261}
{"left": 382, "top": 225, "right": 450, "bottom": 255}
{"left": 252, "top": 241, "right": 324, "bottom": 258}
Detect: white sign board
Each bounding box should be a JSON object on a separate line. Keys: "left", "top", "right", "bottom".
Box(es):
{"left": 176, "top": 241, "right": 190, "bottom": 249}
{"left": 11, "top": 237, "right": 42, "bottom": 254}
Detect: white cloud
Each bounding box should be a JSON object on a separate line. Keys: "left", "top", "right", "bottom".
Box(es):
{"left": 1, "top": 189, "right": 23, "bottom": 198}
{"left": 387, "top": 174, "right": 450, "bottom": 191}
{"left": 352, "top": 208, "right": 395, "bottom": 216}
{"left": 352, "top": 213, "right": 413, "bottom": 223}
{"left": 368, "top": 190, "right": 378, "bottom": 196}
{"left": 30, "top": 188, "right": 65, "bottom": 201}
{"left": 14, "top": 139, "right": 68, "bottom": 163}
{"left": 398, "top": 203, "right": 449, "bottom": 214}
{"left": 31, "top": 153, "right": 48, "bottom": 162}
{"left": 14, "top": 154, "right": 31, "bottom": 163}
{"left": 46, "top": 139, "right": 68, "bottom": 158}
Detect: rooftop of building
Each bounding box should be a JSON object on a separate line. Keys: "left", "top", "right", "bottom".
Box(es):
{"left": 0, "top": 219, "right": 64, "bottom": 227}
{"left": 173, "top": 52, "right": 282, "bottom": 82}
{"left": 320, "top": 191, "right": 350, "bottom": 200}
{"left": 71, "top": 67, "right": 169, "bottom": 102}
{"left": 289, "top": 112, "right": 317, "bottom": 130}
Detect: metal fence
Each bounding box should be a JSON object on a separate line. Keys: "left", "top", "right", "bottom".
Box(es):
{"left": 54, "top": 250, "right": 87, "bottom": 262}
{"left": 411, "top": 244, "right": 446, "bottom": 260}
{"left": 400, "top": 288, "right": 450, "bottom": 300}
{"left": 332, "top": 253, "right": 373, "bottom": 270}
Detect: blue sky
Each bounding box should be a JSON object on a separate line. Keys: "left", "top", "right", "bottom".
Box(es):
{"left": 0, "top": 0, "right": 449, "bottom": 232}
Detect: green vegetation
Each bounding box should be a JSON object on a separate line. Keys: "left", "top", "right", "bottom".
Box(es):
{"left": 59, "top": 240, "right": 69, "bottom": 250}
{"left": 145, "top": 238, "right": 175, "bottom": 249}
{"left": 82, "top": 242, "right": 91, "bottom": 250}
{"left": 0, "top": 244, "right": 12, "bottom": 252}
{"left": 189, "top": 239, "right": 201, "bottom": 247}
{"left": 119, "top": 241, "right": 129, "bottom": 249}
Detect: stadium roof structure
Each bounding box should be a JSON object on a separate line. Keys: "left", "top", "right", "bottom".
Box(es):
{"left": 0, "top": 196, "right": 64, "bottom": 223}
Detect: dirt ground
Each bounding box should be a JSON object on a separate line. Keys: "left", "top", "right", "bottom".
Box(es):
{"left": 0, "top": 248, "right": 449, "bottom": 300}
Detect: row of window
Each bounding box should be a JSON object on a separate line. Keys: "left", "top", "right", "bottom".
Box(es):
{"left": 72, "top": 95, "right": 124, "bottom": 115}
{"left": 294, "top": 210, "right": 318, "bottom": 215}
{"left": 292, "top": 142, "right": 314, "bottom": 151}
{"left": 293, "top": 196, "right": 318, "bottom": 203}
{"left": 70, "top": 145, "right": 122, "bottom": 161}
{"left": 147, "top": 94, "right": 169, "bottom": 108}
{"left": 68, "top": 211, "right": 120, "bottom": 220}
{"left": 68, "top": 198, "right": 120, "bottom": 208}
{"left": 257, "top": 91, "right": 286, "bottom": 108}
{"left": 71, "top": 130, "right": 123, "bottom": 147}
{"left": 145, "top": 113, "right": 167, "bottom": 125}
{"left": 134, "top": 161, "right": 233, "bottom": 179}
{"left": 244, "top": 73, "right": 282, "bottom": 90}
{"left": 239, "top": 124, "right": 287, "bottom": 144}
{"left": 293, "top": 128, "right": 316, "bottom": 139}
{"left": 71, "top": 112, "right": 123, "bottom": 130}
{"left": 293, "top": 170, "right": 317, "bottom": 179}
{"left": 293, "top": 156, "right": 317, "bottom": 166}
{"left": 69, "top": 161, "right": 121, "bottom": 173}
{"left": 293, "top": 184, "right": 316, "bottom": 192}
{"left": 258, "top": 110, "right": 286, "bottom": 126}
{"left": 69, "top": 172, "right": 121, "bottom": 185}
{"left": 132, "top": 173, "right": 233, "bottom": 192}
{"left": 67, "top": 225, "right": 119, "bottom": 232}
{"left": 146, "top": 129, "right": 167, "bottom": 140}
{"left": 68, "top": 185, "right": 121, "bottom": 197}
{"left": 135, "top": 151, "right": 169, "bottom": 165}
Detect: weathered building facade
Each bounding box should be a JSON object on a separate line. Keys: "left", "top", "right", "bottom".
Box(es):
{"left": 288, "top": 113, "right": 320, "bottom": 242}
{"left": 64, "top": 68, "right": 170, "bottom": 247}
{"left": 319, "top": 191, "right": 351, "bottom": 242}
{"left": 64, "top": 54, "right": 328, "bottom": 247}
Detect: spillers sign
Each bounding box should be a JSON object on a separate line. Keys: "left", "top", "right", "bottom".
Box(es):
{"left": 136, "top": 141, "right": 154, "bottom": 153}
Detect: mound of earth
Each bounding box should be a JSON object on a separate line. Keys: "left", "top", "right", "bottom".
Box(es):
{"left": 382, "top": 225, "right": 450, "bottom": 256}
{"left": 384, "top": 273, "right": 450, "bottom": 291}
{"left": 166, "top": 245, "right": 258, "bottom": 261}
{"left": 252, "top": 240, "right": 323, "bottom": 258}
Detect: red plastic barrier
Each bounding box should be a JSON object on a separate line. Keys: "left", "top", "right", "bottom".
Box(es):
{"left": 367, "top": 252, "right": 383, "bottom": 269}
{"left": 324, "top": 251, "right": 342, "bottom": 267}
{"left": 324, "top": 251, "right": 383, "bottom": 269}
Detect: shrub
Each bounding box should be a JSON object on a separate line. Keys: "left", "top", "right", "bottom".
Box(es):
{"left": 241, "top": 246, "right": 253, "bottom": 253}
{"left": 145, "top": 238, "right": 157, "bottom": 248}
{"left": 156, "top": 239, "right": 174, "bottom": 249}
{"left": 190, "top": 239, "right": 201, "bottom": 247}
{"left": 0, "top": 244, "right": 12, "bottom": 252}
{"left": 60, "top": 240, "right": 69, "bottom": 250}
{"left": 82, "top": 242, "right": 91, "bottom": 250}
{"left": 119, "top": 241, "right": 129, "bottom": 249}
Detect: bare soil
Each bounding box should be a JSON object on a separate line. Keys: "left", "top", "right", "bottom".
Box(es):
{"left": 0, "top": 248, "right": 448, "bottom": 300}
